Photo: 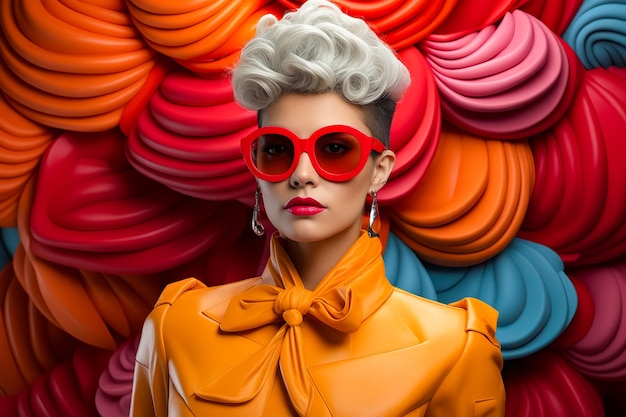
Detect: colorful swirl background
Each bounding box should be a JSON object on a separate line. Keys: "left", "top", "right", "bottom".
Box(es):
{"left": 0, "top": 0, "right": 625, "bottom": 415}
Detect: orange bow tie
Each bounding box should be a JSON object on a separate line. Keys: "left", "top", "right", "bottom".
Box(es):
{"left": 221, "top": 283, "right": 364, "bottom": 333}
{"left": 196, "top": 232, "right": 394, "bottom": 416}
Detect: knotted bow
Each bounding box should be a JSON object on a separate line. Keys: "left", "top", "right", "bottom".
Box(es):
{"left": 220, "top": 282, "right": 363, "bottom": 333}
{"left": 196, "top": 231, "right": 393, "bottom": 416}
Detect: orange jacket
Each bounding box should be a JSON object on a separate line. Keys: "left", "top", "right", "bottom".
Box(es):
{"left": 130, "top": 232, "right": 505, "bottom": 416}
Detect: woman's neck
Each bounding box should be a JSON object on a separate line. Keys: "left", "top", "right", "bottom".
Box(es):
{"left": 283, "top": 227, "right": 362, "bottom": 290}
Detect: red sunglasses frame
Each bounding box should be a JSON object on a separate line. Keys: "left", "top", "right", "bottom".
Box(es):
{"left": 240, "top": 125, "right": 386, "bottom": 182}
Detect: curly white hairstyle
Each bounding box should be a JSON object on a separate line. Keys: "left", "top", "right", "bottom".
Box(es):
{"left": 232, "top": 0, "right": 410, "bottom": 111}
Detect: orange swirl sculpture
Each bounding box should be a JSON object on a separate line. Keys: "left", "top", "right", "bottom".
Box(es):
{"left": 0, "top": 95, "right": 55, "bottom": 227}
{"left": 0, "top": 263, "right": 78, "bottom": 396}
{"left": 390, "top": 123, "right": 534, "bottom": 266}
{"left": 126, "top": 0, "right": 284, "bottom": 74}
{"left": 0, "top": 0, "right": 157, "bottom": 132}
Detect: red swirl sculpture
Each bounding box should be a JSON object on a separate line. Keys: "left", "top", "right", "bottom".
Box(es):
{"left": 519, "top": 67, "right": 626, "bottom": 266}
{"left": 125, "top": 68, "right": 258, "bottom": 201}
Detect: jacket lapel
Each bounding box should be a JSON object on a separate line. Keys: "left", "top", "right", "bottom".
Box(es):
{"left": 308, "top": 340, "right": 457, "bottom": 416}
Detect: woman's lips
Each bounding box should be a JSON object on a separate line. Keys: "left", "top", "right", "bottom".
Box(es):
{"left": 285, "top": 197, "right": 326, "bottom": 216}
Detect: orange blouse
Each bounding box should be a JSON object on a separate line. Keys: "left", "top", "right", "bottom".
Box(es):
{"left": 130, "top": 231, "right": 505, "bottom": 416}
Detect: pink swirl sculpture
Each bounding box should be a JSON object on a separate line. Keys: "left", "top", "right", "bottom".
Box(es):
{"left": 0, "top": 94, "right": 56, "bottom": 227}
{"left": 421, "top": 10, "right": 585, "bottom": 139}
{"left": 519, "top": 66, "right": 626, "bottom": 266}
{"left": 0, "top": 0, "right": 157, "bottom": 132}
{"left": 561, "top": 259, "right": 626, "bottom": 381}
{"left": 125, "top": 68, "right": 258, "bottom": 201}
{"left": 96, "top": 335, "right": 139, "bottom": 417}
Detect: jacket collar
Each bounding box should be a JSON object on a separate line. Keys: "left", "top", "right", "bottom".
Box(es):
{"left": 197, "top": 231, "right": 395, "bottom": 414}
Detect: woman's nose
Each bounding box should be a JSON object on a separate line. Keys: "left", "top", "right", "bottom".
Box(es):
{"left": 289, "top": 152, "right": 319, "bottom": 187}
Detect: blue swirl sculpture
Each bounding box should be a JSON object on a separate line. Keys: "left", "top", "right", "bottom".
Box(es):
{"left": 424, "top": 238, "right": 578, "bottom": 359}
{"left": 562, "top": 0, "right": 626, "bottom": 68}
{"left": 0, "top": 228, "right": 19, "bottom": 269}
{"left": 383, "top": 232, "right": 438, "bottom": 301}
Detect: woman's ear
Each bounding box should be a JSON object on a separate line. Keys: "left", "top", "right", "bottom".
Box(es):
{"left": 370, "top": 149, "right": 396, "bottom": 191}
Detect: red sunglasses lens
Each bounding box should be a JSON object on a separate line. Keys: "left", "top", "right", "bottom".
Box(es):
{"left": 314, "top": 132, "right": 362, "bottom": 174}
{"left": 247, "top": 127, "right": 375, "bottom": 181}
{"left": 252, "top": 134, "right": 294, "bottom": 176}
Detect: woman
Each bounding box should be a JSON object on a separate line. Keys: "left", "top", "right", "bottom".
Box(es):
{"left": 130, "top": 1, "right": 505, "bottom": 416}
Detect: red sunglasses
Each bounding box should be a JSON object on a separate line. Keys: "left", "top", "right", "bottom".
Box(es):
{"left": 241, "top": 125, "right": 386, "bottom": 182}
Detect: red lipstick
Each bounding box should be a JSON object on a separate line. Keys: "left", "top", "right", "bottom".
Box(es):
{"left": 284, "top": 197, "right": 325, "bottom": 216}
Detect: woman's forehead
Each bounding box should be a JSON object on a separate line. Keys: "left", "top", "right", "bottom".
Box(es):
{"left": 261, "top": 92, "right": 371, "bottom": 136}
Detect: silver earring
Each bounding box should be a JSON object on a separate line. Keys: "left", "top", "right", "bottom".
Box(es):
{"left": 367, "top": 190, "right": 379, "bottom": 238}
{"left": 252, "top": 188, "right": 265, "bottom": 236}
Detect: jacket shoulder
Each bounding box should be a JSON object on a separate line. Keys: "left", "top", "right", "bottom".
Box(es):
{"left": 449, "top": 297, "right": 500, "bottom": 347}
{"left": 154, "top": 277, "right": 261, "bottom": 308}
{"left": 388, "top": 289, "right": 500, "bottom": 348}
{"left": 154, "top": 277, "right": 207, "bottom": 307}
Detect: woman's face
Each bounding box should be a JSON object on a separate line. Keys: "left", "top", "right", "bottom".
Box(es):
{"left": 257, "top": 92, "right": 394, "bottom": 244}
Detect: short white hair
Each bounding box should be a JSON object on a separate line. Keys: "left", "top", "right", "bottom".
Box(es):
{"left": 232, "top": 0, "right": 410, "bottom": 111}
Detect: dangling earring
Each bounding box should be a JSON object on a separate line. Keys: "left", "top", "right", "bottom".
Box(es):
{"left": 367, "top": 190, "right": 379, "bottom": 238}
{"left": 252, "top": 188, "right": 265, "bottom": 236}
